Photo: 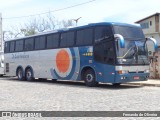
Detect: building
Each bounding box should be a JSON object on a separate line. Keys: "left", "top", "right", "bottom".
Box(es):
{"left": 135, "top": 13, "right": 160, "bottom": 79}
{"left": 135, "top": 13, "right": 160, "bottom": 46}
{"left": 0, "top": 13, "right": 2, "bottom": 51}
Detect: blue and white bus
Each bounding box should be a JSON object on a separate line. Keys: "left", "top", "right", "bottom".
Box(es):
{"left": 4, "top": 22, "right": 157, "bottom": 86}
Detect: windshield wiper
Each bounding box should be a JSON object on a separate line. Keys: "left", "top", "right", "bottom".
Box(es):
{"left": 117, "top": 46, "right": 134, "bottom": 59}
{"left": 134, "top": 46, "right": 147, "bottom": 65}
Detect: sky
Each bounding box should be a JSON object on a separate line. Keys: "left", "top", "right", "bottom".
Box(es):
{"left": 1, "top": 0, "right": 160, "bottom": 31}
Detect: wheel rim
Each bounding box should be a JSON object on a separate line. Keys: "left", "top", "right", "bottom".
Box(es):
{"left": 26, "top": 70, "right": 32, "bottom": 79}
{"left": 86, "top": 74, "right": 93, "bottom": 82}
{"left": 18, "top": 70, "right": 22, "bottom": 79}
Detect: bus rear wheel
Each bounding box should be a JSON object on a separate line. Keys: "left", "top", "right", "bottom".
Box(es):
{"left": 83, "top": 69, "right": 98, "bottom": 87}
{"left": 25, "top": 68, "right": 34, "bottom": 81}
{"left": 17, "top": 68, "right": 25, "bottom": 81}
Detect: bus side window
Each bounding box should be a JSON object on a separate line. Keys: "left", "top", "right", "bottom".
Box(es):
{"left": 60, "top": 33, "right": 67, "bottom": 47}
{"left": 24, "top": 38, "right": 34, "bottom": 51}
{"left": 94, "top": 41, "right": 115, "bottom": 64}
{"left": 95, "top": 26, "right": 112, "bottom": 43}
{"left": 35, "top": 36, "right": 46, "bottom": 50}
{"left": 76, "top": 28, "right": 93, "bottom": 46}
{"left": 60, "top": 31, "right": 74, "bottom": 47}
{"left": 47, "top": 34, "right": 59, "bottom": 49}
{"left": 67, "top": 31, "right": 75, "bottom": 47}
{"left": 4, "top": 42, "right": 10, "bottom": 53}
{"left": 15, "top": 40, "right": 24, "bottom": 52}
{"left": 10, "top": 41, "right": 15, "bottom": 52}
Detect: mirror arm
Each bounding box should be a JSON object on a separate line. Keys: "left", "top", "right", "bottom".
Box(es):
{"left": 114, "top": 34, "right": 125, "bottom": 48}
{"left": 146, "top": 37, "right": 158, "bottom": 50}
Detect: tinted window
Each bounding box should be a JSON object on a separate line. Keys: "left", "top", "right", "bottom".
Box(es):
{"left": 24, "top": 38, "right": 34, "bottom": 51}
{"left": 10, "top": 41, "right": 15, "bottom": 52}
{"left": 60, "top": 31, "right": 74, "bottom": 47}
{"left": 114, "top": 26, "right": 145, "bottom": 39}
{"left": 35, "top": 36, "right": 46, "bottom": 50}
{"left": 76, "top": 28, "right": 93, "bottom": 46}
{"left": 15, "top": 40, "right": 24, "bottom": 52}
{"left": 4, "top": 42, "right": 10, "bottom": 53}
{"left": 95, "top": 26, "right": 112, "bottom": 42}
{"left": 47, "top": 34, "right": 59, "bottom": 49}
{"left": 94, "top": 41, "right": 115, "bottom": 64}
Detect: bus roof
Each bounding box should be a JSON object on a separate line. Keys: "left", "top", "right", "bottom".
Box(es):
{"left": 6, "top": 22, "right": 140, "bottom": 41}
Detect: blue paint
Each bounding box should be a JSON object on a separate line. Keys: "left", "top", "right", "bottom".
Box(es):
{"left": 49, "top": 22, "right": 151, "bottom": 84}
{"left": 120, "top": 37, "right": 125, "bottom": 48}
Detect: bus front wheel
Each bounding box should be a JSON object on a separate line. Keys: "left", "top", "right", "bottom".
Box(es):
{"left": 25, "top": 68, "right": 34, "bottom": 81}
{"left": 83, "top": 69, "right": 98, "bottom": 87}
{"left": 17, "top": 68, "right": 25, "bottom": 81}
{"left": 112, "top": 83, "right": 121, "bottom": 86}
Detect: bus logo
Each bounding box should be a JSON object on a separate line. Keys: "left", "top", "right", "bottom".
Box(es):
{"left": 56, "top": 49, "right": 70, "bottom": 73}
{"left": 50, "top": 48, "right": 80, "bottom": 80}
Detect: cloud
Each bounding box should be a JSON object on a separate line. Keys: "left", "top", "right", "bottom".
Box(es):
{"left": 0, "top": 0, "right": 30, "bottom": 9}
{"left": 1, "top": 0, "right": 160, "bottom": 30}
{"left": 50, "top": 0, "right": 160, "bottom": 25}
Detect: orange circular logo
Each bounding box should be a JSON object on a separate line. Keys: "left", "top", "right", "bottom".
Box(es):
{"left": 56, "top": 49, "right": 70, "bottom": 73}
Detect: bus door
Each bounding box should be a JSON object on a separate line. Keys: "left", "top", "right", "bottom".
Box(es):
{"left": 94, "top": 40, "right": 116, "bottom": 82}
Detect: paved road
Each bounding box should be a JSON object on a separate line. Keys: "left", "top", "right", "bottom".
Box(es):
{"left": 0, "top": 77, "right": 160, "bottom": 119}
{"left": 0, "top": 77, "right": 160, "bottom": 111}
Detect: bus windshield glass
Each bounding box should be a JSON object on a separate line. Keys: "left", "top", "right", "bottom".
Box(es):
{"left": 113, "top": 26, "right": 149, "bottom": 65}
{"left": 114, "top": 25, "right": 145, "bottom": 39}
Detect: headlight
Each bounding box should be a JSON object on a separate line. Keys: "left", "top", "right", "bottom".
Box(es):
{"left": 145, "top": 70, "right": 150, "bottom": 73}
{"left": 118, "top": 70, "right": 128, "bottom": 74}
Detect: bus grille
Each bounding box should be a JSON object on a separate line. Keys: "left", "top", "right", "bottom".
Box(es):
{"left": 6, "top": 63, "right": 9, "bottom": 72}
{"left": 128, "top": 71, "right": 144, "bottom": 73}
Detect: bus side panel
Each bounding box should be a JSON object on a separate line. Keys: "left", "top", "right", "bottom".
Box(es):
{"left": 78, "top": 46, "right": 96, "bottom": 81}
{"left": 78, "top": 46, "right": 115, "bottom": 83}
{"left": 4, "top": 53, "right": 16, "bottom": 76}
{"left": 4, "top": 46, "right": 116, "bottom": 84}
{"left": 93, "top": 63, "right": 116, "bottom": 83}
{"left": 36, "top": 50, "right": 55, "bottom": 79}
{"left": 4, "top": 48, "right": 81, "bottom": 80}
{"left": 23, "top": 51, "right": 40, "bottom": 78}
{"left": 4, "top": 51, "right": 40, "bottom": 78}
{"left": 47, "top": 47, "right": 80, "bottom": 80}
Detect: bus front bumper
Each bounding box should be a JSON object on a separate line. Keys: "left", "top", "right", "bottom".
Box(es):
{"left": 115, "top": 72, "right": 150, "bottom": 83}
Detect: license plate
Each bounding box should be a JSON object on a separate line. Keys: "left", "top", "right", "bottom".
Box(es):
{"left": 134, "top": 76, "right": 139, "bottom": 80}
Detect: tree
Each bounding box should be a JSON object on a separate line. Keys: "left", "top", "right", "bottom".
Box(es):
{"left": 61, "top": 19, "right": 74, "bottom": 28}
{"left": 4, "top": 13, "right": 74, "bottom": 40}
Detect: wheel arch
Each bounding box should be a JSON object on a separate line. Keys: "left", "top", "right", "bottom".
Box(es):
{"left": 81, "top": 66, "right": 97, "bottom": 80}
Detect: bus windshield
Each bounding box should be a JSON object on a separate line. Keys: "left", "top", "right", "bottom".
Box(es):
{"left": 114, "top": 25, "right": 145, "bottom": 39}
{"left": 113, "top": 26, "right": 149, "bottom": 65}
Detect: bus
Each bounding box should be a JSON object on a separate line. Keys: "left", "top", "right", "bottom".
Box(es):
{"left": 0, "top": 51, "right": 4, "bottom": 76}
{"left": 4, "top": 22, "right": 157, "bottom": 87}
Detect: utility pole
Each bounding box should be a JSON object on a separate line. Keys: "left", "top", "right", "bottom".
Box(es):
{"left": 0, "top": 13, "right": 2, "bottom": 52}
{"left": 72, "top": 17, "right": 82, "bottom": 26}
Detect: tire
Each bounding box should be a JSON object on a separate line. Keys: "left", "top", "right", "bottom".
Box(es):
{"left": 52, "top": 79, "right": 57, "bottom": 82}
{"left": 25, "top": 68, "right": 34, "bottom": 81}
{"left": 0, "top": 75, "right": 3, "bottom": 77}
{"left": 17, "top": 68, "right": 25, "bottom": 81}
{"left": 83, "top": 69, "right": 98, "bottom": 87}
{"left": 112, "top": 83, "right": 121, "bottom": 86}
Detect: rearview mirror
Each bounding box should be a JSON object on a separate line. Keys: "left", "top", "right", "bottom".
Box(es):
{"left": 145, "top": 37, "right": 158, "bottom": 56}
{"left": 114, "top": 34, "right": 125, "bottom": 48}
